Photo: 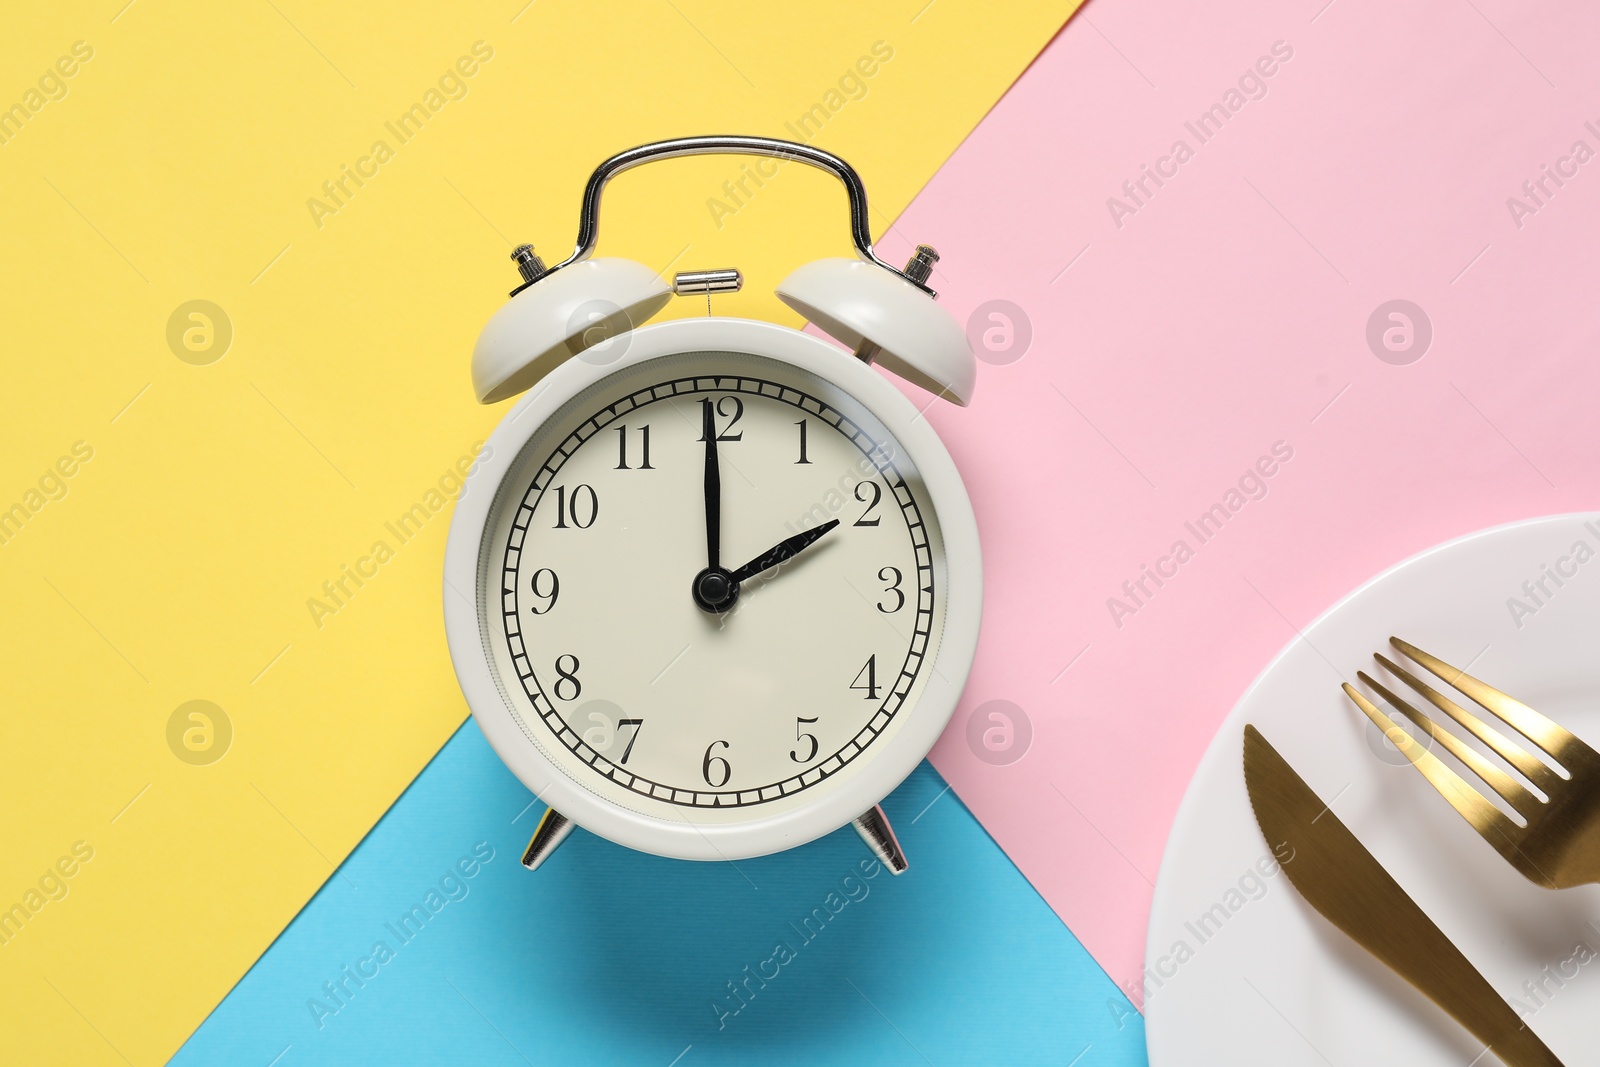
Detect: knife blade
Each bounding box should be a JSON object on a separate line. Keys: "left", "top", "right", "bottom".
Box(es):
{"left": 1242, "top": 724, "right": 1563, "bottom": 1067}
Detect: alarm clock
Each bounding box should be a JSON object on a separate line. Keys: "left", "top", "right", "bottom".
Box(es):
{"left": 443, "top": 136, "right": 981, "bottom": 875}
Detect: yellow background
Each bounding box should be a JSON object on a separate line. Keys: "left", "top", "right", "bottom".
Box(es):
{"left": 0, "top": 2, "right": 1077, "bottom": 1061}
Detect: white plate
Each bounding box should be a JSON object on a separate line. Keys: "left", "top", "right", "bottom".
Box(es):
{"left": 1146, "top": 514, "right": 1600, "bottom": 1066}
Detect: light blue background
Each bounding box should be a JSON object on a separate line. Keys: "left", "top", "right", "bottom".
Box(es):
{"left": 175, "top": 721, "right": 1147, "bottom": 1066}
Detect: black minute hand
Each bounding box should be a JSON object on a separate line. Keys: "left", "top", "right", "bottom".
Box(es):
{"left": 702, "top": 398, "right": 720, "bottom": 569}
{"left": 728, "top": 520, "right": 839, "bottom": 583}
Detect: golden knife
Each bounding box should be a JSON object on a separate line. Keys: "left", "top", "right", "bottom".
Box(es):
{"left": 1243, "top": 724, "right": 1563, "bottom": 1067}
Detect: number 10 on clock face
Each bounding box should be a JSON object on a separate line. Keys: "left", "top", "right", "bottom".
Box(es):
{"left": 479, "top": 353, "right": 947, "bottom": 827}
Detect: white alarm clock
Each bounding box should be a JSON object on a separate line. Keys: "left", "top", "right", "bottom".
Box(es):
{"left": 443, "top": 136, "right": 981, "bottom": 875}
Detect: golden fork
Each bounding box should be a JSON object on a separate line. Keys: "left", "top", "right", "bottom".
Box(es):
{"left": 1342, "top": 637, "right": 1600, "bottom": 889}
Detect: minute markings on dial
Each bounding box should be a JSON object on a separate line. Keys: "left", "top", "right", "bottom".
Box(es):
{"left": 498, "top": 372, "right": 936, "bottom": 809}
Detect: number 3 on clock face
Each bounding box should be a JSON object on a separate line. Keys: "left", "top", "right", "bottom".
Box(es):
{"left": 447, "top": 318, "right": 981, "bottom": 862}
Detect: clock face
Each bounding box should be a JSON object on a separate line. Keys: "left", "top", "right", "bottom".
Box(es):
{"left": 476, "top": 349, "right": 947, "bottom": 826}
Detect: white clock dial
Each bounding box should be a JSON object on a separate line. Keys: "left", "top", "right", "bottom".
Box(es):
{"left": 476, "top": 349, "right": 946, "bottom": 826}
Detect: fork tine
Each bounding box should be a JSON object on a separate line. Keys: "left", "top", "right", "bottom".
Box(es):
{"left": 1342, "top": 683, "right": 1523, "bottom": 844}
{"left": 1391, "top": 638, "right": 1587, "bottom": 767}
{"left": 1374, "top": 653, "right": 1561, "bottom": 796}
{"left": 1358, "top": 670, "right": 1543, "bottom": 818}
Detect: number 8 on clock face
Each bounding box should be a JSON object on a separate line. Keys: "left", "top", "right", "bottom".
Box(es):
{"left": 443, "top": 137, "right": 982, "bottom": 871}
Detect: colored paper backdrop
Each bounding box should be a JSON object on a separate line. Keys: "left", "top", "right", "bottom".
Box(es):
{"left": 174, "top": 726, "right": 1148, "bottom": 1066}
{"left": 0, "top": 2, "right": 1081, "bottom": 1062}
{"left": 899, "top": 0, "right": 1600, "bottom": 1006}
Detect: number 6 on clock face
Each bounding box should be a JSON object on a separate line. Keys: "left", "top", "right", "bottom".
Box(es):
{"left": 446, "top": 318, "right": 981, "bottom": 863}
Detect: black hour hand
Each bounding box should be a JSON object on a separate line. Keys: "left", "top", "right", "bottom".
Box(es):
{"left": 728, "top": 520, "right": 839, "bottom": 583}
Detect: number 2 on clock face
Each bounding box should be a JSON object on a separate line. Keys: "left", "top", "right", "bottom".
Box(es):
{"left": 485, "top": 356, "right": 945, "bottom": 823}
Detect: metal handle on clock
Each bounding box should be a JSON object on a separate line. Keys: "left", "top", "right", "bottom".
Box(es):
{"left": 541, "top": 135, "right": 931, "bottom": 293}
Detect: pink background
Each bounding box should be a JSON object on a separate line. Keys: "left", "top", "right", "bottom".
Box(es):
{"left": 883, "top": 0, "right": 1600, "bottom": 1002}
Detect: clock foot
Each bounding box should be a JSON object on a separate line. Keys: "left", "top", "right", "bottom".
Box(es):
{"left": 851, "top": 805, "right": 908, "bottom": 875}
{"left": 520, "top": 807, "right": 575, "bottom": 872}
